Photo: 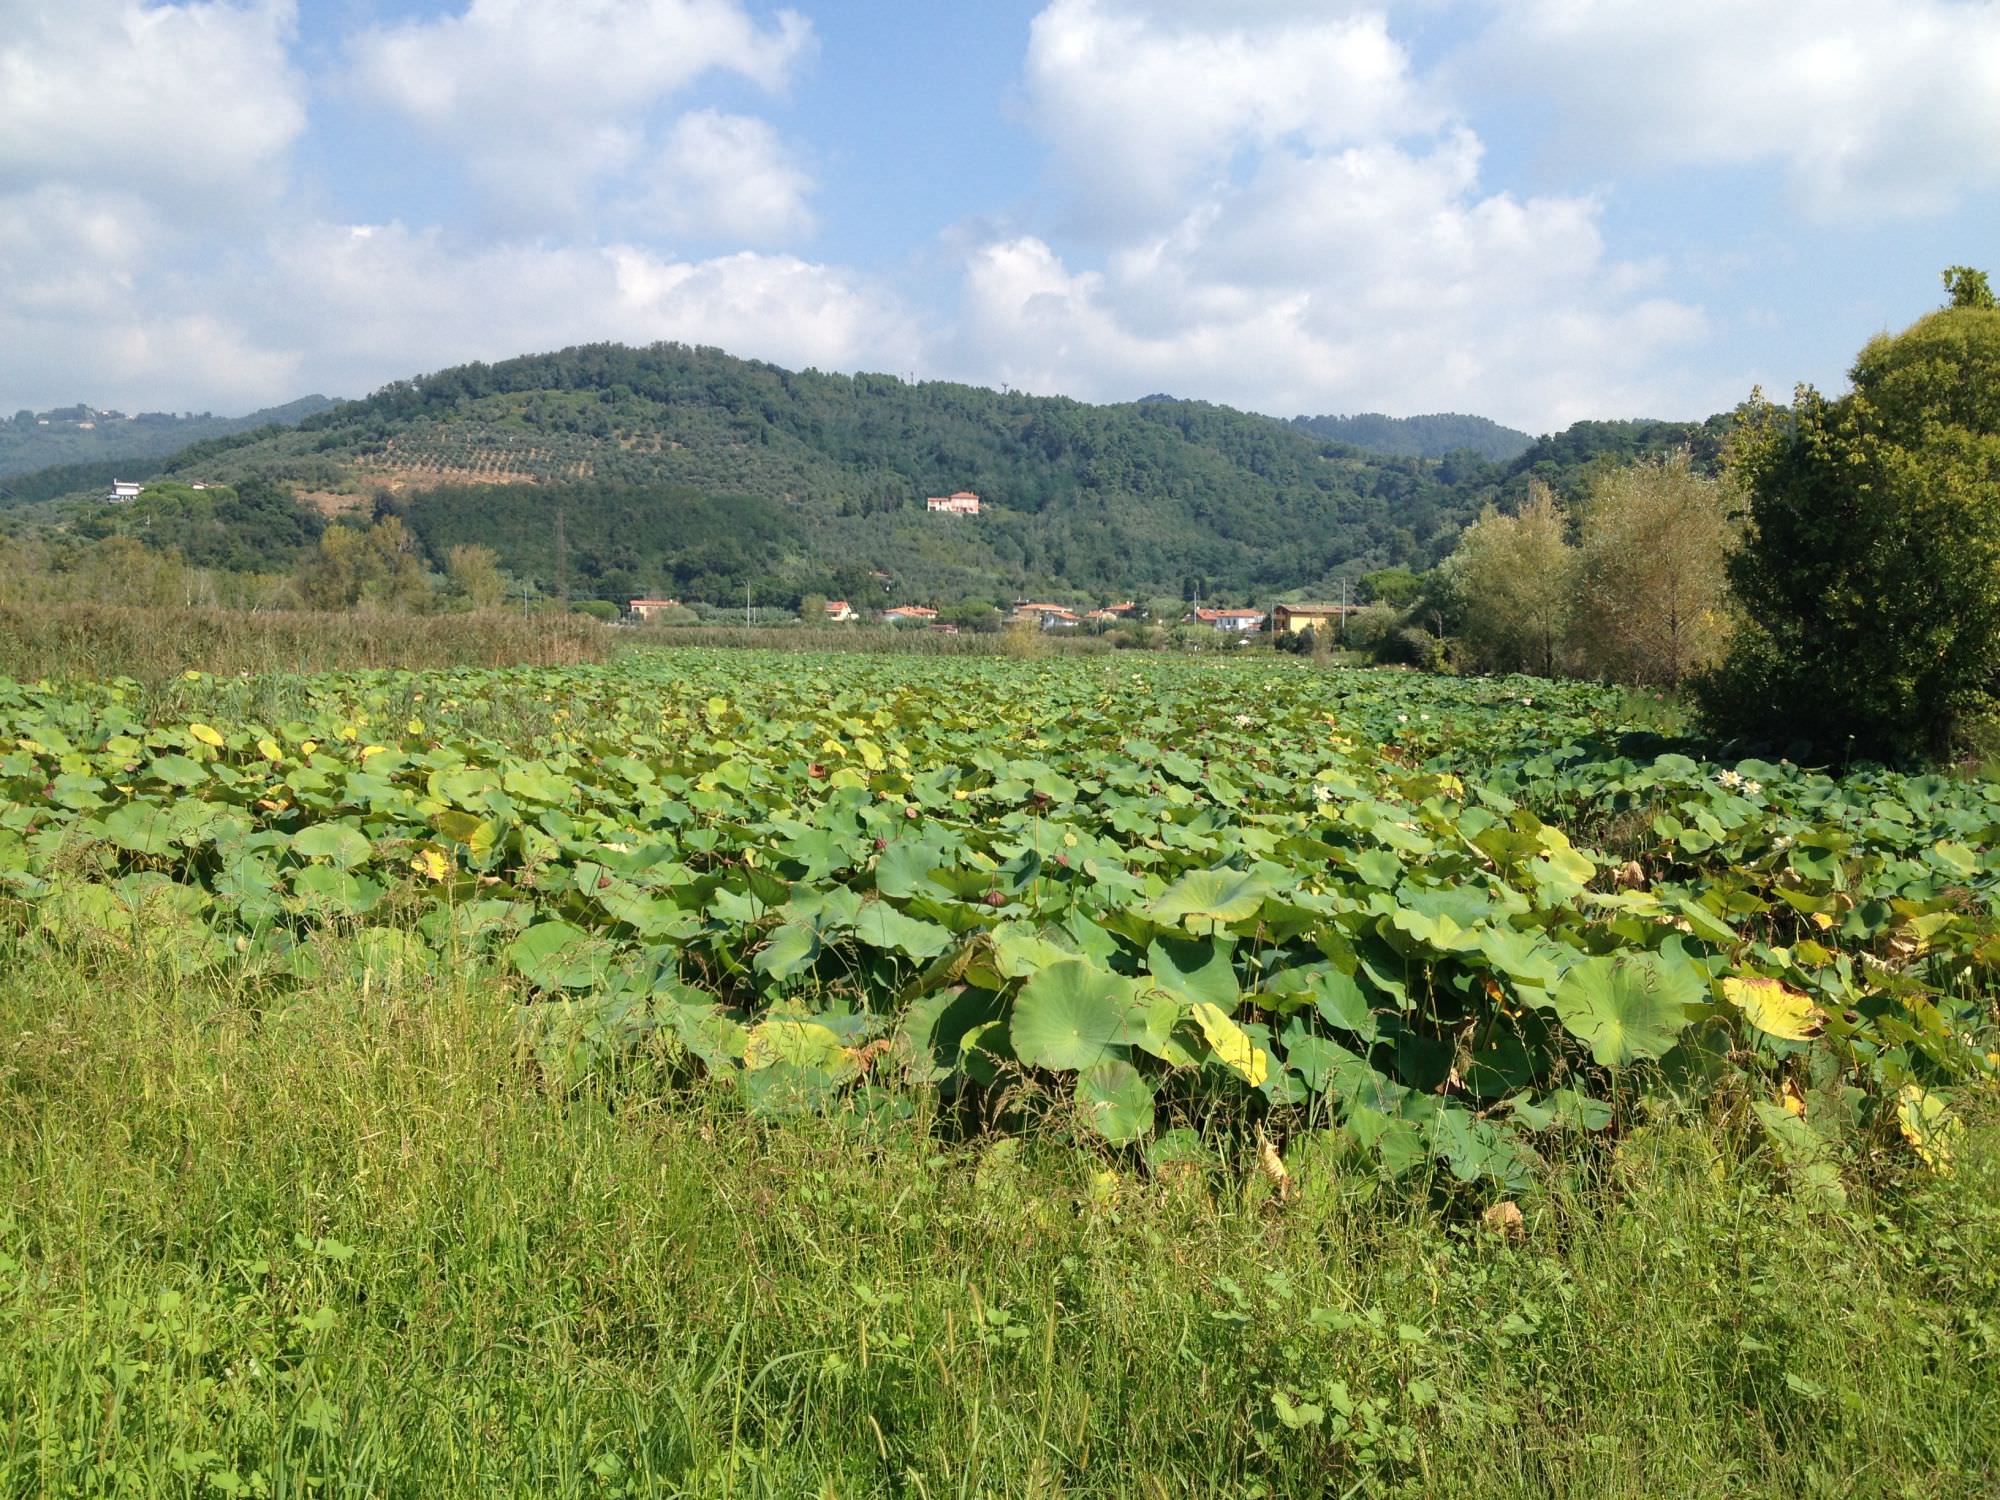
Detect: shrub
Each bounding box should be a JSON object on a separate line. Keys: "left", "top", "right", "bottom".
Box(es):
{"left": 1345, "top": 603, "right": 1400, "bottom": 656}
{"left": 1379, "top": 625, "right": 1445, "bottom": 671}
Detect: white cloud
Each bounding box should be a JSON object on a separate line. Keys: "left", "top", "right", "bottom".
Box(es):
{"left": 0, "top": 0, "right": 305, "bottom": 202}
{"left": 643, "top": 110, "right": 816, "bottom": 244}
{"left": 241, "top": 223, "right": 913, "bottom": 400}
{"left": 0, "top": 201, "right": 910, "bottom": 415}
{"left": 975, "top": 4, "right": 1721, "bottom": 429}
{"left": 0, "top": 187, "right": 148, "bottom": 321}
{"left": 349, "top": 0, "right": 813, "bottom": 222}
{"left": 0, "top": 187, "right": 301, "bottom": 412}
{"left": 1024, "top": 0, "right": 1444, "bottom": 230}
{"left": 1469, "top": 0, "right": 2000, "bottom": 219}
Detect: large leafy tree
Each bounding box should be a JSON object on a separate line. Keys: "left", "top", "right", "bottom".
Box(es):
{"left": 1571, "top": 452, "right": 1739, "bottom": 688}
{"left": 1701, "top": 271, "right": 2000, "bottom": 759}
{"left": 1450, "top": 483, "right": 1573, "bottom": 676}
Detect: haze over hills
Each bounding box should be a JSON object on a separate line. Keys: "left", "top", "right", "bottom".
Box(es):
{"left": 14, "top": 343, "right": 1729, "bottom": 606}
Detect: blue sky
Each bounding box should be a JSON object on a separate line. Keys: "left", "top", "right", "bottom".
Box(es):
{"left": 2, "top": 0, "right": 1995, "bottom": 432}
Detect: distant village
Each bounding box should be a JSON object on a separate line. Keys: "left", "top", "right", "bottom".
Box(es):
{"left": 625, "top": 593, "right": 1364, "bottom": 638}
{"left": 14, "top": 403, "right": 217, "bottom": 430}
{"left": 620, "top": 487, "right": 1369, "bottom": 638}
{"left": 94, "top": 475, "right": 1370, "bottom": 638}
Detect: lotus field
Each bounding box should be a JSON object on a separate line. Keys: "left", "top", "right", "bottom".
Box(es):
{"left": 3, "top": 651, "right": 1996, "bottom": 1192}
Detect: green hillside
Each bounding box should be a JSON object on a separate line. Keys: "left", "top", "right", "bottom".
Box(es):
{"left": 1291, "top": 410, "right": 1534, "bottom": 462}
{"left": 20, "top": 344, "right": 1732, "bottom": 607}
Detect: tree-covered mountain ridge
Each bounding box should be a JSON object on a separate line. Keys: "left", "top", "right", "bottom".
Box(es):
{"left": 0, "top": 395, "right": 337, "bottom": 486}
{"left": 147, "top": 342, "right": 1727, "bottom": 606}
{"left": 1291, "top": 411, "right": 1535, "bottom": 462}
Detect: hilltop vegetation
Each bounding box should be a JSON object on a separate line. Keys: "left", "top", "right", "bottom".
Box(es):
{"left": 78, "top": 343, "right": 1723, "bottom": 607}
{"left": 1293, "top": 410, "right": 1535, "bottom": 462}
{"left": 0, "top": 396, "right": 335, "bottom": 488}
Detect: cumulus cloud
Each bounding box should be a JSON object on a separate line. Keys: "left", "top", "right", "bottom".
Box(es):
{"left": 349, "top": 0, "right": 813, "bottom": 222}
{"left": 0, "top": 208, "right": 909, "bottom": 415}
{"left": 230, "top": 224, "right": 913, "bottom": 405}
{"left": 1024, "top": 0, "right": 1444, "bottom": 230}
{"left": 642, "top": 110, "right": 816, "bottom": 244}
{"left": 0, "top": 187, "right": 302, "bottom": 412}
{"left": 974, "top": 2, "right": 1718, "bottom": 427}
{"left": 0, "top": 0, "right": 305, "bottom": 202}
{"left": 1468, "top": 0, "right": 2000, "bottom": 219}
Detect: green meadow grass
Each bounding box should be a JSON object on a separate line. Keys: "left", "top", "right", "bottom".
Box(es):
{"left": 2, "top": 930, "right": 1995, "bottom": 1498}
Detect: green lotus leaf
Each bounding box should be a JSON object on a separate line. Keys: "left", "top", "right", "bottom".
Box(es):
{"left": 1145, "top": 867, "right": 1275, "bottom": 929}
{"left": 1012, "top": 959, "right": 1131, "bottom": 1072}
{"left": 502, "top": 764, "right": 571, "bottom": 805}
{"left": 1282, "top": 1033, "right": 1359, "bottom": 1093}
{"left": 508, "top": 919, "right": 606, "bottom": 990}
{"left": 665, "top": 1002, "right": 748, "bottom": 1074}
{"left": 754, "top": 922, "right": 822, "bottom": 980}
{"left": 1075, "top": 1059, "right": 1155, "bottom": 1143}
{"left": 291, "top": 822, "right": 372, "bottom": 869}
{"left": 1122, "top": 993, "right": 1198, "bottom": 1066}
{"left": 851, "top": 901, "right": 953, "bottom": 959}
{"left": 99, "top": 802, "right": 176, "bottom": 856}
{"left": 1551, "top": 954, "right": 1705, "bottom": 1068}
{"left": 290, "top": 865, "right": 382, "bottom": 917}
{"left": 145, "top": 753, "right": 207, "bottom": 788}
{"left": 1144, "top": 933, "right": 1238, "bottom": 1009}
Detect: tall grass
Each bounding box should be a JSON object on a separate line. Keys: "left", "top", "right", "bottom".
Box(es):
{"left": 1, "top": 926, "right": 1994, "bottom": 1497}
{"left": 0, "top": 603, "right": 610, "bottom": 683}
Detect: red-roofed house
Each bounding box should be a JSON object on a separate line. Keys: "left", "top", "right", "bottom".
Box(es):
{"left": 824, "top": 599, "right": 857, "bottom": 622}
{"left": 1190, "top": 607, "right": 1266, "bottom": 634}
{"left": 925, "top": 490, "right": 981, "bottom": 516}
{"left": 1008, "top": 601, "right": 1075, "bottom": 627}
{"left": 627, "top": 597, "right": 683, "bottom": 621}
{"left": 881, "top": 605, "right": 938, "bottom": 624}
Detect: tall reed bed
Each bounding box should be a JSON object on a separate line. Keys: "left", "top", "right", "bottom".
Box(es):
{"left": 0, "top": 604, "right": 609, "bottom": 683}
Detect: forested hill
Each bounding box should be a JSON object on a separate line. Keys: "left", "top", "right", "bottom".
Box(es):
{"left": 1291, "top": 411, "right": 1534, "bottom": 462}
{"left": 0, "top": 395, "right": 336, "bottom": 484}
{"left": 96, "top": 342, "right": 1726, "bottom": 606}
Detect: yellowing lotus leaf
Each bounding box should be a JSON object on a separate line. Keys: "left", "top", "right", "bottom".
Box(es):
{"left": 743, "top": 1019, "right": 849, "bottom": 1073}
{"left": 1722, "top": 975, "right": 1826, "bottom": 1041}
{"left": 1896, "top": 1085, "right": 1962, "bottom": 1174}
{"left": 1190, "top": 1001, "right": 1268, "bottom": 1087}
{"left": 189, "top": 723, "right": 224, "bottom": 748}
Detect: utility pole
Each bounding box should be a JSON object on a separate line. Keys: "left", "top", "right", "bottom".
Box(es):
{"left": 553, "top": 499, "right": 568, "bottom": 608}
{"left": 1340, "top": 576, "right": 1348, "bottom": 644}
{"left": 745, "top": 584, "right": 751, "bottom": 627}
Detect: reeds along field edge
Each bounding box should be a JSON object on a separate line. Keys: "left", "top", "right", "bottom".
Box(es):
{"left": 0, "top": 603, "right": 610, "bottom": 682}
